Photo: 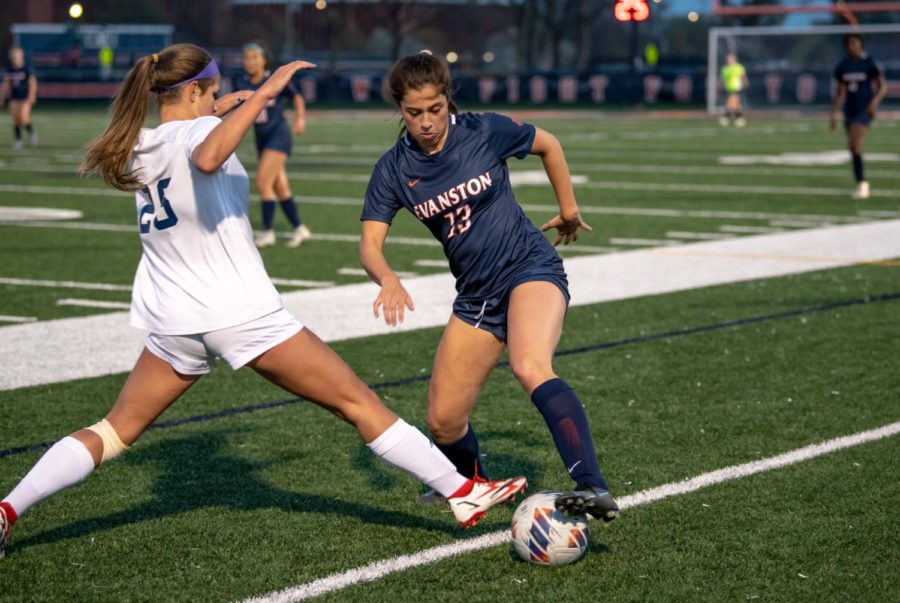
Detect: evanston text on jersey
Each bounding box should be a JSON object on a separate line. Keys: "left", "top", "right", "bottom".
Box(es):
{"left": 412, "top": 171, "right": 493, "bottom": 221}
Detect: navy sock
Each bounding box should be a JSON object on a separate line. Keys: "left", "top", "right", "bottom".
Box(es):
{"left": 14, "top": 126, "right": 21, "bottom": 141}
{"left": 531, "top": 378, "right": 608, "bottom": 490}
{"left": 261, "top": 200, "right": 276, "bottom": 230}
{"left": 435, "top": 423, "right": 488, "bottom": 480}
{"left": 851, "top": 153, "right": 864, "bottom": 182}
{"left": 25, "top": 123, "right": 33, "bottom": 133}
{"left": 279, "top": 196, "right": 302, "bottom": 228}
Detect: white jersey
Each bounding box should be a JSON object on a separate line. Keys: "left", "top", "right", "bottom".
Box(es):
{"left": 129, "top": 116, "right": 282, "bottom": 335}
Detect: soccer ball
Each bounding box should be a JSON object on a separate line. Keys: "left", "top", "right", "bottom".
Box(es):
{"left": 511, "top": 490, "right": 590, "bottom": 566}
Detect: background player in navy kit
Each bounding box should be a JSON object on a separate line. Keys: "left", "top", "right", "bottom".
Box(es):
{"left": 0, "top": 44, "right": 527, "bottom": 558}
{"left": 234, "top": 42, "right": 311, "bottom": 247}
{"left": 359, "top": 52, "right": 618, "bottom": 522}
{"left": 830, "top": 34, "right": 886, "bottom": 200}
{"left": 1, "top": 46, "right": 38, "bottom": 149}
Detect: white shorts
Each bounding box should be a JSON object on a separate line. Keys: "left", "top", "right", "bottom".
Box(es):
{"left": 145, "top": 309, "right": 304, "bottom": 375}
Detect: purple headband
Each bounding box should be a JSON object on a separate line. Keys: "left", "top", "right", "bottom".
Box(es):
{"left": 163, "top": 58, "right": 220, "bottom": 91}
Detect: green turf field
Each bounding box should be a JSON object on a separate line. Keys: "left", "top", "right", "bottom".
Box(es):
{"left": 1, "top": 107, "right": 898, "bottom": 602}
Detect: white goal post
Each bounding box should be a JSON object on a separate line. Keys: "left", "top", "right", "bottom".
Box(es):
{"left": 707, "top": 23, "right": 900, "bottom": 114}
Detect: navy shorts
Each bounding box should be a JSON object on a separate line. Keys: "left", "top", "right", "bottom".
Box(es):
{"left": 844, "top": 111, "right": 871, "bottom": 127}
{"left": 255, "top": 125, "right": 293, "bottom": 156}
{"left": 452, "top": 267, "right": 569, "bottom": 342}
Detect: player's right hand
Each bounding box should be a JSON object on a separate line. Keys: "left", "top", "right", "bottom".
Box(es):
{"left": 373, "top": 275, "right": 415, "bottom": 327}
{"left": 258, "top": 60, "right": 316, "bottom": 100}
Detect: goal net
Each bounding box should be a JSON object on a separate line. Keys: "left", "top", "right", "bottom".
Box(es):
{"left": 707, "top": 23, "right": 900, "bottom": 114}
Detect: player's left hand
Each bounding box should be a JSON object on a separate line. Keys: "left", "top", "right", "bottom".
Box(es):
{"left": 212, "top": 90, "right": 253, "bottom": 117}
{"left": 866, "top": 102, "right": 878, "bottom": 119}
{"left": 541, "top": 212, "right": 592, "bottom": 246}
{"left": 292, "top": 118, "right": 306, "bottom": 135}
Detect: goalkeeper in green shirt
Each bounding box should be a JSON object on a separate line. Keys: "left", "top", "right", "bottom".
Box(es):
{"left": 720, "top": 54, "right": 748, "bottom": 127}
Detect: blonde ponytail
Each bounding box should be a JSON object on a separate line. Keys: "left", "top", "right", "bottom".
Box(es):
{"left": 81, "top": 43, "right": 216, "bottom": 191}
{"left": 81, "top": 55, "right": 154, "bottom": 191}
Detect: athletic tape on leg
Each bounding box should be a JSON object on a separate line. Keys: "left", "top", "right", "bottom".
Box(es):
{"left": 86, "top": 419, "right": 129, "bottom": 464}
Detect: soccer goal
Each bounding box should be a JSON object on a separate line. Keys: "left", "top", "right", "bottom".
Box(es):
{"left": 707, "top": 23, "right": 900, "bottom": 114}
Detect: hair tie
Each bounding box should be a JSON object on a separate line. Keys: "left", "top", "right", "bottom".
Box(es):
{"left": 152, "top": 53, "right": 159, "bottom": 64}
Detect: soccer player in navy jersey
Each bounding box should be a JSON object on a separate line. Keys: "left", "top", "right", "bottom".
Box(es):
{"left": 830, "top": 34, "right": 886, "bottom": 200}
{"left": 234, "top": 42, "right": 311, "bottom": 247}
{"left": 358, "top": 52, "right": 618, "bottom": 522}
{"left": 1, "top": 46, "right": 38, "bottom": 149}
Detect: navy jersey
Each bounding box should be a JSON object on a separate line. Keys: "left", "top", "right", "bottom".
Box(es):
{"left": 362, "top": 112, "right": 561, "bottom": 302}
{"left": 834, "top": 54, "right": 882, "bottom": 116}
{"left": 3, "top": 65, "right": 32, "bottom": 101}
{"left": 232, "top": 71, "right": 301, "bottom": 140}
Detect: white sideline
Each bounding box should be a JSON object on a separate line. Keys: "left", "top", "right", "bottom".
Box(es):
{"left": 241, "top": 420, "right": 900, "bottom": 603}
{"left": 1, "top": 219, "right": 899, "bottom": 391}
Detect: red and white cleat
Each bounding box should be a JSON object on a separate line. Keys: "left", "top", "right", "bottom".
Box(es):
{"left": 0, "top": 505, "right": 10, "bottom": 559}
{"left": 448, "top": 476, "right": 527, "bottom": 528}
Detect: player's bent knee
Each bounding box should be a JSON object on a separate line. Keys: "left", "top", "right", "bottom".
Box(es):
{"left": 509, "top": 357, "right": 552, "bottom": 389}
{"left": 86, "top": 419, "right": 130, "bottom": 464}
{"left": 426, "top": 412, "right": 467, "bottom": 442}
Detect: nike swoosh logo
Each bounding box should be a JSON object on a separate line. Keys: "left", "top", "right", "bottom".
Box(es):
{"left": 407, "top": 178, "right": 421, "bottom": 187}
{"left": 567, "top": 460, "right": 582, "bottom": 474}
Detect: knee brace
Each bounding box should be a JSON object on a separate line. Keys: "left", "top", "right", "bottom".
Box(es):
{"left": 86, "top": 419, "right": 130, "bottom": 464}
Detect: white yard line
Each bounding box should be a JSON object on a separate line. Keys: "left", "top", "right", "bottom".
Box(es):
{"left": 0, "top": 275, "right": 332, "bottom": 292}
{"left": 4, "top": 179, "right": 899, "bottom": 209}
{"left": 56, "top": 298, "right": 131, "bottom": 310}
{"left": 0, "top": 315, "right": 37, "bottom": 323}
{"left": 564, "top": 163, "right": 900, "bottom": 180}
{"left": 338, "top": 267, "right": 418, "bottom": 279}
{"left": 241, "top": 420, "right": 900, "bottom": 603}
{"left": 768, "top": 220, "right": 831, "bottom": 229}
{"left": 579, "top": 180, "right": 900, "bottom": 198}
{"left": 269, "top": 278, "right": 336, "bottom": 288}
{"left": 8, "top": 220, "right": 442, "bottom": 247}
{"left": 719, "top": 225, "right": 785, "bottom": 234}
{"left": 610, "top": 238, "right": 681, "bottom": 247}
{"left": 0, "top": 276, "right": 133, "bottom": 291}
{"left": 2, "top": 219, "right": 898, "bottom": 391}
{"left": 665, "top": 231, "right": 735, "bottom": 241}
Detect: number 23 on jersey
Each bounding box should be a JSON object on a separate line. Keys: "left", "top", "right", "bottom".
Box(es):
{"left": 138, "top": 177, "right": 179, "bottom": 233}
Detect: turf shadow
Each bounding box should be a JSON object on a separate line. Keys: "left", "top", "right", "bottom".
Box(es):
{"left": 13, "top": 430, "right": 473, "bottom": 554}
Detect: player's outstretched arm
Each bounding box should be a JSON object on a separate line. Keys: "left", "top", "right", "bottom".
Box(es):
{"left": 530, "top": 127, "right": 592, "bottom": 246}
{"left": 869, "top": 74, "right": 887, "bottom": 118}
{"left": 292, "top": 94, "right": 306, "bottom": 135}
{"left": 830, "top": 81, "right": 847, "bottom": 133}
{"left": 27, "top": 73, "right": 37, "bottom": 105}
{"left": 359, "top": 220, "right": 415, "bottom": 326}
{"left": 193, "top": 60, "right": 315, "bottom": 173}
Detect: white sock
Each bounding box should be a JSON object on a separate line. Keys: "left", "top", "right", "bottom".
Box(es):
{"left": 367, "top": 419, "right": 467, "bottom": 497}
{"left": 3, "top": 436, "right": 96, "bottom": 517}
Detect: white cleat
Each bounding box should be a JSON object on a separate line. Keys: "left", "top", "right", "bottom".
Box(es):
{"left": 448, "top": 476, "right": 527, "bottom": 528}
{"left": 254, "top": 229, "right": 277, "bottom": 248}
{"left": 29, "top": 131, "right": 38, "bottom": 146}
{"left": 735, "top": 117, "right": 747, "bottom": 128}
{"left": 851, "top": 181, "right": 870, "bottom": 200}
{"left": 286, "top": 224, "right": 312, "bottom": 248}
{"left": 718, "top": 116, "right": 730, "bottom": 127}
{"left": 13, "top": 139, "right": 23, "bottom": 150}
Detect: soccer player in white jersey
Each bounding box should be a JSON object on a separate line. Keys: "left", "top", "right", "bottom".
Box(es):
{"left": 0, "top": 43, "right": 525, "bottom": 559}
